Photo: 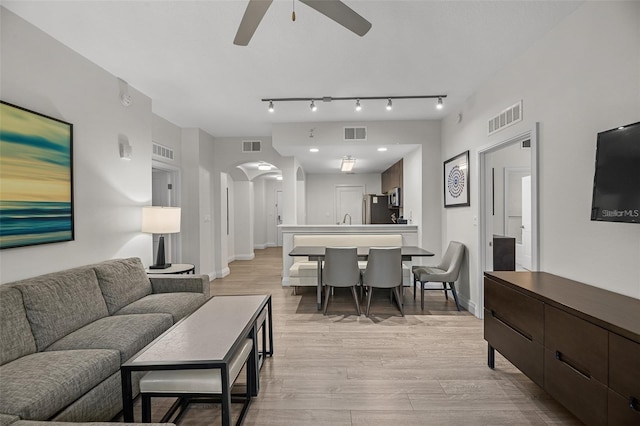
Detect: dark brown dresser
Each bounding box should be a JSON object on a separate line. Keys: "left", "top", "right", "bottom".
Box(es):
{"left": 484, "top": 271, "right": 640, "bottom": 426}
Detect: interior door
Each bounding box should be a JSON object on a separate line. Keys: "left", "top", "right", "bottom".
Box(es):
{"left": 335, "top": 185, "right": 364, "bottom": 225}
{"left": 519, "top": 175, "right": 532, "bottom": 270}
{"left": 276, "top": 190, "right": 283, "bottom": 246}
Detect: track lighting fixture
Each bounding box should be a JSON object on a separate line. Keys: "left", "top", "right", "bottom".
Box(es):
{"left": 261, "top": 95, "right": 446, "bottom": 113}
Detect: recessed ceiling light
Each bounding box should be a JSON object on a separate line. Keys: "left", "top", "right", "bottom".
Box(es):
{"left": 309, "top": 148, "right": 319, "bottom": 153}
{"left": 258, "top": 162, "right": 271, "bottom": 171}
{"left": 377, "top": 147, "right": 388, "bottom": 152}
{"left": 276, "top": 176, "right": 283, "bottom": 181}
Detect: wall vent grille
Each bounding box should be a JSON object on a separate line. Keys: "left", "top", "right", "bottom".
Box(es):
{"left": 152, "top": 142, "right": 174, "bottom": 160}
{"left": 488, "top": 101, "right": 523, "bottom": 135}
{"left": 242, "top": 140, "right": 262, "bottom": 152}
{"left": 521, "top": 139, "right": 531, "bottom": 149}
{"left": 344, "top": 127, "right": 367, "bottom": 141}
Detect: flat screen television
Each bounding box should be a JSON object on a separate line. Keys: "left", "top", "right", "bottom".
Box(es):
{"left": 590, "top": 121, "right": 640, "bottom": 223}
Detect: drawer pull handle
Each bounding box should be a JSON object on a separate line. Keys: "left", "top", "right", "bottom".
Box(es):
{"left": 630, "top": 397, "right": 640, "bottom": 413}
{"left": 490, "top": 310, "right": 533, "bottom": 341}
{"left": 555, "top": 351, "right": 590, "bottom": 379}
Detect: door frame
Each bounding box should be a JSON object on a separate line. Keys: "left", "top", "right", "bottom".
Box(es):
{"left": 152, "top": 160, "right": 182, "bottom": 263}
{"left": 477, "top": 124, "right": 539, "bottom": 318}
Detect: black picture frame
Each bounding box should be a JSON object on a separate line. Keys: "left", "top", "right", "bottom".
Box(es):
{"left": 0, "top": 101, "right": 74, "bottom": 249}
{"left": 444, "top": 150, "right": 470, "bottom": 208}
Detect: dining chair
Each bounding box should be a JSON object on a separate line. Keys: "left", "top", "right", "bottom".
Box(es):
{"left": 412, "top": 241, "right": 465, "bottom": 311}
{"left": 322, "top": 247, "right": 362, "bottom": 315}
{"left": 362, "top": 247, "right": 403, "bottom": 317}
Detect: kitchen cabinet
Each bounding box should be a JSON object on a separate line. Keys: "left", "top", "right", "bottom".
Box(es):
{"left": 382, "top": 159, "right": 403, "bottom": 194}
{"left": 484, "top": 271, "right": 640, "bottom": 426}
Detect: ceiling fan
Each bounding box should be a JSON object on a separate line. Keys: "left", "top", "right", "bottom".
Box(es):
{"left": 234, "top": 0, "right": 372, "bottom": 46}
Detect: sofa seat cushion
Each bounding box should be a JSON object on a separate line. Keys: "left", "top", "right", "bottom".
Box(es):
{"left": 0, "top": 287, "right": 36, "bottom": 366}
{"left": 93, "top": 258, "right": 152, "bottom": 315}
{"left": 0, "top": 349, "right": 119, "bottom": 420}
{"left": 13, "top": 267, "right": 109, "bottom": 351}
{"left": 0, "top": 413, "right": 19, "bottom": 426}
{"left": 289, "top": 261, "right": 322, "bottom": 278}
{"left": 45, "top": 313, "right": 173, "bottom": 363}
{"left": 114, "top": 293, "right": 206, "bottom": 323}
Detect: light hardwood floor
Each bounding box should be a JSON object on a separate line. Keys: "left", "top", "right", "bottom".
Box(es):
{"left": 135, "top": 247, "right": 582, "bottom": 425}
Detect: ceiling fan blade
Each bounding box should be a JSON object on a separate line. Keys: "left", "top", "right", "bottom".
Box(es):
{"left": 234, "top": 0, "right": 273, "bottom": 46}
{"left": 299, "top": 0, "right": 371, "bottom": 37}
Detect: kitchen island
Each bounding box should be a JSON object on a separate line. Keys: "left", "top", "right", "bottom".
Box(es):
{"left": 279, "top": 224, "right": 419, "bottom": 287}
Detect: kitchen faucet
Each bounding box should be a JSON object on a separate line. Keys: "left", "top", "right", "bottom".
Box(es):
{"left": 342, "top": 213, "right": 352, "bottom": 225}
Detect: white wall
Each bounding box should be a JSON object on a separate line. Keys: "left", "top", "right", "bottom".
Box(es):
{"left": 234, "top": 181, "right": 254, "bottom": 259}
{"left": 305, "top": 173, "right": 381, "bottom": 224}
{"left": 152, "top": 114, "right": 183, "bottom": 166}
{"left": 442, "top": 1, "right": 640, "bottom": 302}
{"left": 0, "top": 8, "right": 153, "bottom": 283}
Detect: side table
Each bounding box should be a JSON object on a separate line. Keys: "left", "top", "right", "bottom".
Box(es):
{"left": 145, "top": 263, "right": 195, "bottom": 274}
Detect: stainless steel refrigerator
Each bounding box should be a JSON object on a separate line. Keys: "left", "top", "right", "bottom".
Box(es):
{"left": 363, "top": 194, "right": 393, "bottom": 224}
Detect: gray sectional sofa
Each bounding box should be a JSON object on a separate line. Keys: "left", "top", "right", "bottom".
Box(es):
{"left": 0, "top": 258, "right": 210, "bottom": 423}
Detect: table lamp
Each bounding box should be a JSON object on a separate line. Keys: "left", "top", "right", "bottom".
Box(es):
{"left": 142, "top": 206, "right": 181, "bottom": 269}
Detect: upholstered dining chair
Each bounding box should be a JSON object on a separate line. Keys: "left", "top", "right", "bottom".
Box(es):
{"left": 412, "top": 241, "right": 465, "bottom": 311}
{"left": 362, "top": 247, "right": 404, "bottom": 317}
{"left": 322, "top": 247, "right": 362, "bottom": 315}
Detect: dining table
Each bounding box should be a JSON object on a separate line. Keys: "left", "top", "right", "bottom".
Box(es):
{"left": 289, "top": 245, "right": 434, "bottom": 310}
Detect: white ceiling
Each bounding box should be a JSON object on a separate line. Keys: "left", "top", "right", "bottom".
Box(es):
{"left": 2, "top": 0, "right": 582, "bottom": 173}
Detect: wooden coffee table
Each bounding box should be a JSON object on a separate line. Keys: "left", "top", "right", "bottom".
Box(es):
{"left": 121, "top": 294, "right": 272, "bottom": 426}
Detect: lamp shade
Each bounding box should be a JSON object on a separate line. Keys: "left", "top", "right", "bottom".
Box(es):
{"left": 141, "top": 206, "right": 181, "bottom": 234}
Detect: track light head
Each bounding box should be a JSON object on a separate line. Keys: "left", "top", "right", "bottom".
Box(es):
{"left": 436, "top": 97, "right": 443, "bottom": 110}
{"left": 386, "top": 98, "right": 392, "bottom": 111}
{"left": 268, "top": 101, "right": 274, "bottom": 113}
{"left": 355, "top": 99, "right": 362, "bottom": 111}
{"left": 310, "top": 100, "right": 317, "bottom": 112}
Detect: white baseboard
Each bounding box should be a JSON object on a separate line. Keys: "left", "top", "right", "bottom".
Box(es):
{"left": 254, "top": 243, "right": 267, "bottom": 250}
{"left": 235, "top": 253, "right": 255, "bottom": 260}
{"left": 458, "top": 293, "right": 480, "bottom": 318}
{"left": 217, "top": 267, "right": 230, "bottom": 278}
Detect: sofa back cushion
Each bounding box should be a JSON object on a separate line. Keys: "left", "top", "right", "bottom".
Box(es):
{"left": 13, "top": 266, "right": 109, "bottom": 351}
{"left": 292, "top": 234, "right": 403, "bottom": 263}
{"left": 93, "top": 257, "right": 152, "bottom": 314}
{"left": 0, "top": 287, "right": 37, "bottom": 366}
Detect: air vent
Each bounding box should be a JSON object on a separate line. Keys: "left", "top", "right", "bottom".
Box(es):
{"left": 242, "top": 140, "right": 262, "bottom": 152}
{"left": 152, "top": 142, "right": 174, "bottom": 160}
{"left": 488, "top": 101, "right": 523, "bottom": 136}
{"left": 344, "top": 127, "right": 367, "bottom": 141}
{"left": 521, "top": 139, "right": 531, "bottom": 149}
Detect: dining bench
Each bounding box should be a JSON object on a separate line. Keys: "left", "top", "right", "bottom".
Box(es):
{"left": 288, "top": 234, "right": 412, "bottom": 290}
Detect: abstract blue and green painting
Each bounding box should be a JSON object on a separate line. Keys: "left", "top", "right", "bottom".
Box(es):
{"left": 0, "top": 102, "right": 73, "bottom": 249}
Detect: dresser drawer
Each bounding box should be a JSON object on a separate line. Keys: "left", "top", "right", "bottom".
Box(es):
{"left": 544, "top": 348, "right": 607, "bottom": 426}
{"left": 484, "top": 277, "right": 544, "bottom": 342}
{"left": 608, "top": 389, "right": 640, "bottom": 426}
{"left": 609, "top": 333, "right": 640, "bottom": 400}
{"left": 484, "top": 308, "right": 543, "bottom": 387}
{"left": 544, "top": 304, "right": 608, "bottom": 384}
